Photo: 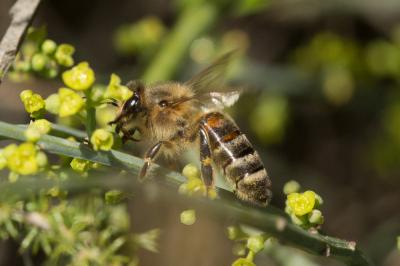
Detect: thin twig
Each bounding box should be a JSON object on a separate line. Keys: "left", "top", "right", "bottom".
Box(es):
{"left": 0, "top": 0, "right": 42, "bottom": 85}
{"left": 0, "top": 120, "right": 373, "bottom": 265}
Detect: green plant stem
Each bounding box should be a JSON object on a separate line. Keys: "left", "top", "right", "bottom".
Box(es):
{"left": 0, "top": 121, "right": 373, "bottom": 266}
{"left": 142, "top": 3, "right": 218, "bottom": 82}
{"left": 84, "top": 90, "right": 96, "bottom": 138}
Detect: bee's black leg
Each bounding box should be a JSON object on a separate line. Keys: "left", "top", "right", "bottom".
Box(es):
{"left": 139, "top": 142, "right": 163, "bottom": 180}
{"left": 199, "top": 127, "right": 214, "bottom": 189}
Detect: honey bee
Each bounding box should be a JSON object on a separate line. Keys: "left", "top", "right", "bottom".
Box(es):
{"left": 109, "top": 53, "right": 272, "bottom": 206}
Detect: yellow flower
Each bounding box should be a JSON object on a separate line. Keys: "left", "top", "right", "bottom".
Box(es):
{"left": 20, "top": 90, "right": 45, "bottom": 115}
{"left": 90, "top": 129, "right": 114, "bottom": 151}
{"left": 287, "top": 191, "right": 316, "bottom": 216}
{"left": 70, "top": 158, "right": 91, "bottom": 172}
{"left": 58, "top": 88, "right": 84, "bottom": 117}
{"left": 62, "top": 62, "right": 95, "bottom": 90}
{"left": 6, "top": 142, "right": 40, "bottom": 175}
{"left": 104, "top": 74, "right": 133, "bottom": 101}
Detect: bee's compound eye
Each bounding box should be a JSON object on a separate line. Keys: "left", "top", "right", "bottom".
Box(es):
{"left": 124, "top": 94, "right": 140, "bottom": 111}
{"left": 158, "top": 100, "right": 168, "bottom": 108}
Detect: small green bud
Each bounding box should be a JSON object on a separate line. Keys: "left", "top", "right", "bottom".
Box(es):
{"left": 70, "top": 158, "right": 91, "bottom": 172}
{"left": 246, "top": 235, "right": 265, "bottom": 253}
{"left": 314, "top": 193, "right": 324, "bottom": 207}
{"left": 31, "top": 53, "right": 48, "bottom": 71}
{"left": 62, "top": 62, "right": 95, "bottom": 90}
{"left": 283, "top": 180, "right": 301, "bottom": 194}
{"left": 90, "top": 129, "right": 114, "bottom": 151}
{"left": 180, "top": 209, "right": 196, "bottom": 225}
{"left": 25, "top": 127, "right": 41, "bottom": 142}
{"left": 308, "top": 209, "right": 324, "bottom": 225}
{"left": 36, "top": 151, "right": 48, "bottom": 168}
{"left": 41, "top": 39, "right": 57, "bottom": 55}
{"left": 231, "top": 258, "right": 255, "bottom": 266}
{"left": 58, "top": 88, "right": 84, "bottom": 117}
{"left": 55, "top": 44, "right": 75, "bottom": 67}
{"left": 105, "top": 190, "right": 124, "bottom": 204}
{"left": 287, "top": 190, "right": 316, "bottom": 216}
{"left": 290, "top": 213, "right": 306, "bottom": 226}
{"left": 45, "top": 93, "right": 60, "bottom": 114}
{"left": 182, "top": 164, "right": 200, "bottom": 180}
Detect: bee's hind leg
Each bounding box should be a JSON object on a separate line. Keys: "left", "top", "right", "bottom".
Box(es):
{"left": 199, "top": 127, "right": 214, "bottom": 192}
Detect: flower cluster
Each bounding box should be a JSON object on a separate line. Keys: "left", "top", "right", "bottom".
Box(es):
{"left": 284, "top": 180, "right": 324, "bottom": 229}
{"left": 178, "top": 164, "right": 217, "bottom": 199}
{"left": 0, "top": 142, "right": 47, "bottom": 180}
{"left": 228, "top": 225, "right": 269, "bottom": 266}
{"left": 10, "top": 27, "right": 75, "bottom": 80}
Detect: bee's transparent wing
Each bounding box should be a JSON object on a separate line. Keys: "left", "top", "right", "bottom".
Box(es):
{"left": 185, "top": 51, "right": 235, "bottom": 93}
{"left": 193, "top": 90, "right": 242, "bottom": 111}
{"left": 184, "top": 51, "right": 242, "bottom": 110}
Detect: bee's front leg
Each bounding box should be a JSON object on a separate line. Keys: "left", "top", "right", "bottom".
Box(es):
{"left": 199, "top": 127, "right": 214, "bottom": 190}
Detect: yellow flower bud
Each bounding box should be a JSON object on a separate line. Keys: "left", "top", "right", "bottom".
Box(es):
{"left": 247, "top": 235, "right": 265, "bottom": 254}
{"left": 45, "top": 94, "right": 60, "bottom": 114}
{"left": 58, "top": 88, "right": 84, "bottom": 117}
{"left": 70, "top": 158, "right": 91, "bottom": 172}
{"left": 54, "top": 44, "right": 75, "bottom": 67}
{"left": 104, "top": 74, "right": 133, "bottom": 101}
{"left": 180, "top": 209, "right": 196, "bottom": 225}
{"left": 25, "top": 127, "right": 41, "bottom": 142}
{"left": 90, "top": 129, "right": 114, "bottom": 151}
{"left": 25, "top": 119, "right": 51, "bottom": 142}
{"left": 287, "top": 191, "right": 316, "bottom": 216}
{"left": 20, "top": 90, "right": 45, "bottom": 115}
{"left": 182, "top": 163, "right": 200, "bottom": 180}
{"left": 32, "top": 119, "right": 51, "bottom": 134}
{"left": 62, "top": 62, "right": 95, "bottom": 90}
{"left": 283, "top": 180, "right": 300, "bottom": 195}
{"left": 7, "top": 142, "right": 39, "bottom": 175}
{"left": 36, "top": 151, "right": 48, "bottom": 168}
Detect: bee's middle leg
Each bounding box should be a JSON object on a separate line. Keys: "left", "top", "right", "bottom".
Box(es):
{"left": 139, "top": 141, "right": 164, "bottom": 180}
{"left": 199, "top": 127, "right": 214, "bottom": 189}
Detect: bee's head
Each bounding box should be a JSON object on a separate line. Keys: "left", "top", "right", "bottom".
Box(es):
{"left": 108, "top": 80, "right": 145, "bottom": 129}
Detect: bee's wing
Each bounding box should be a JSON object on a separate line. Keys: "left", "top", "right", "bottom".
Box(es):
{"left": 185, "top": 51, "right": 234, "bottom": 93}
{"left": 183, "top": 51, "right": 242, "bottom": 111}
{"left": 193, "top": 90, "right": 242, "bottom": 111}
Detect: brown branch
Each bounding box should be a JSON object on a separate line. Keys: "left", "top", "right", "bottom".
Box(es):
{"left": 0, "top": 0, "right": 42, "bottom": 85}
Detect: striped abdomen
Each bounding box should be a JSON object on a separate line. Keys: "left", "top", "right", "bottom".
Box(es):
{"left": 201, "top": 112, "right": 272, "bottom": 206}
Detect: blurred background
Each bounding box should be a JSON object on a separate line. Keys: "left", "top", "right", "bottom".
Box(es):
{"left": 1, "top": 0, "right": 400, "bottom": 265}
